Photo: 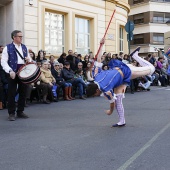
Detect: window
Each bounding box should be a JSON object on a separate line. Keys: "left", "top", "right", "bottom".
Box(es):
{"left": 75, "top": 18, "right": 90, "bottom": 54}
{"left": 119, "top": 27, "right": 124, "bottom": 52}
{"left": 45, "top": 12, "right": 64, "bottom": 54}
{"left": 153, "top": 12, "right": 164, "bottom": 23}
{"left": 134, "top": 14, "right": 144, "bottom": 24}
{"left": 134, "top": 34, "right": 144, "bottom": 44}
{"left": 153, "top": 33, "right": 164, "bottom": 44}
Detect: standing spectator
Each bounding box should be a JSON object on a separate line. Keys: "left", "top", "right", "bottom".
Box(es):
{"left": 1, "top": 30, "right": 31, "bottom": 121}
{"left": 82, "top": 55, "right": 89, "bottom": 69}
{"left": 67, "top": 50, "right": 76, "bottom": 71}
{"left": 122, "top": 54, "right": 130, "bottom": 64}
{"left": 29, "top": 51, "right": 36, "bottom": 61}
{"left": 89, "top": 52, "right": 94, "bottom": 65}
{"left": 49, "top": 55, "right": 55, "bottom": 70}
{"left": 112, "top": 54, "right": 118, "bottom": 59}
{"left": 118, "top": 52, "right": 123, "bottom": 61}
{"left": 58, "top": 52, "right": 67, "bottom": 65}
{"left": 149, "top": 53, "right": 156, "bottom": 65}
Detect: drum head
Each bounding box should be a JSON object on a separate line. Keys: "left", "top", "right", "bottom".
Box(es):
{"left": 19, "top": 63, "right": 37, "bottom": 79}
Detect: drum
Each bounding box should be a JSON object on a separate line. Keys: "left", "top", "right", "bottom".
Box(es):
{"left": 17, "top": 63, "right": 41, "bottom": 84}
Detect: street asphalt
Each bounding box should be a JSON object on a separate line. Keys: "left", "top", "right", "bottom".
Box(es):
{"left": 0, "top": 86, "right": 170, "bottom": 170}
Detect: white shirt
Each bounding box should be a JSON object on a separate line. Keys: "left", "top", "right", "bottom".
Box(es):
{"left": 1, "top": 42, "right": 31, "bottom": 73}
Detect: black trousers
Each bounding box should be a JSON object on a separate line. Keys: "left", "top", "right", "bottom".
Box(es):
{"left": 8, "top": 76, "right": 26, "bottom": 115}
{"left": 0, "top": 78, "right": 3, "bottom": 102}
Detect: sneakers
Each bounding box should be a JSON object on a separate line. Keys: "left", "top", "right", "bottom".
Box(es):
{"left": 8, "top": 114, "right": 15, "bottom": 121}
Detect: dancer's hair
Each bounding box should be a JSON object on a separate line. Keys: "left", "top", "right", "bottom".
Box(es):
{"left": 86, "top": 83, "right": 98, "bottom": 97}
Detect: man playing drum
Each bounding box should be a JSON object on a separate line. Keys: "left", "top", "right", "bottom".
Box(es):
{"left": 86, "top": 38, "right": 155, "bottom": 127}
{"left": 1, "top": 30, "right": 32, "bottom": 121}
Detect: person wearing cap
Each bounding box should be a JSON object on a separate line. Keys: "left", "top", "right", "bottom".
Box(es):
{"left": 1, "top": 30, "right": 31, "bottom": 121}
{"left": 62, "top": 62, "right": 86, "bottom": 99}
{"left": 38, "top": 60, "right": 56, "bottom": 103}
{"left": 86, "top": 38, "right": 155, "bottom": 127}
{"left": 52, "top": 61, "right": 74, "bottom": 100}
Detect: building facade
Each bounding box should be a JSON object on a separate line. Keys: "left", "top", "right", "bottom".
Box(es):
{"left": 0, "top": 0, "right": 130, "bottom": 56}
{"left": 128, "top": 0, "right": 170, "bottom": 56}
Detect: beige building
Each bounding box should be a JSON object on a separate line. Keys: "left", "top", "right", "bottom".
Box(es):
{"left": 0, "top": 0, "right": 130, "bottom": 56}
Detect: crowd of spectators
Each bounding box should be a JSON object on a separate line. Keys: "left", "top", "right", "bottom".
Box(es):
{"left": 0, "top": 46, "right": 170, "bottom": 110}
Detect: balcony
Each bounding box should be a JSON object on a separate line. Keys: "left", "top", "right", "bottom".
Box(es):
{"left": 0, "top": 0, "right": 13, "bottom": 6}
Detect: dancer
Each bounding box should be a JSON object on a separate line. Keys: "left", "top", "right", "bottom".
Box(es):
{"left": 86, "top": 38, "right": 155, "bottom": 127}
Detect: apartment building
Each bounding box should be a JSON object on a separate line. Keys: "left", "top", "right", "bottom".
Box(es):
{"left": 128, "top": 0, "right": 170, "bottom": 56}
{"left": 0, "top": 0, "right": 130, "bottom": 56}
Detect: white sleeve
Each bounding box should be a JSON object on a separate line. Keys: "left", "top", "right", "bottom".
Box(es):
{"left": 1, "top": 46, "right": 12, "bottom": 73}
{"left": 94, "top": 61, "right": 103, "bottom": 68}
{"left": 26, "top": 48, "right": 32, "bottom": 62}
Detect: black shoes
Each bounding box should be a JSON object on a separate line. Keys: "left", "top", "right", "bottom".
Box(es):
{"left": 17, "top": 112, "right": 29, "bottom": 119}
{"left": 112, "top": 123, "right": 126, "bottom": 127}
{"left": 130, "top": 46, "right": 140, "bottom": 57}
{"left": 8, "top": 112, "right": 29, "bottom": 121}
{"left": 8, "top": 114, "right": 15, "bottom": 121}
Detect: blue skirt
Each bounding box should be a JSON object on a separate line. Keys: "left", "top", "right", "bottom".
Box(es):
{"left": 108, "top": 59, "right": 131, "bottom": 85}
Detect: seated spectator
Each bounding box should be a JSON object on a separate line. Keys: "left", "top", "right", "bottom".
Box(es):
{"left": 48, "top": 62, "right": 52, "bottom": 71}
{"left": 76, "top": 62, "right": 84, "bottom": 74}
{"left": 37, "top": 60, "right": 56, "bottom": 104}
{"left": 85, "top": 62, "right": 94, "bottom": 82}
{"left": 59, "top": 63, "right": 63, "bottom": 70}
{"left": 61, "top": 62, "right": 86, "bottom": 99}
{"left": 52, "top": 61, "right": 74, "bottom": 101}
{"left": 36, "top": 50, "right": 47, "bottom": 62}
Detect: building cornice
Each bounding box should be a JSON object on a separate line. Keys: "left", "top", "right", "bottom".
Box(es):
{"left": 105, "top": 0, "right": 130, "bottom": 13}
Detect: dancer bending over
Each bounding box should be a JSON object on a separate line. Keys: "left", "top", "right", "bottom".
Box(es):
{"left": 86, "top": 38, "right": 155, "bottom": 127}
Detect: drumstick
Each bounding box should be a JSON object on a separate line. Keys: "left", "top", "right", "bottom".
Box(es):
{"left": 94, "top": 9, "right": 116, "bottom": 61}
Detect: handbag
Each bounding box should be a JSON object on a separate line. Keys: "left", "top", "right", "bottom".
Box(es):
{"left": 52, "top": 84, "right": 57, "bottom": 97}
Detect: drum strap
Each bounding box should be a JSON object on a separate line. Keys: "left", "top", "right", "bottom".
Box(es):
{"left": 15, "top": 47, "right": 25, "bottom": 61}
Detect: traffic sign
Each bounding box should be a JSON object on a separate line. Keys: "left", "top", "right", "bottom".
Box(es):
{"left": 125, "top": 21, "right": 134, "bottom": 33}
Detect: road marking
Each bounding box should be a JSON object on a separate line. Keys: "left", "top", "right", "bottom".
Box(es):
{"left": 117, "top": 122, "right": 170, "bottom": 170}
{"left": 165, "top": 89, "right": 170, "bottom": 91}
